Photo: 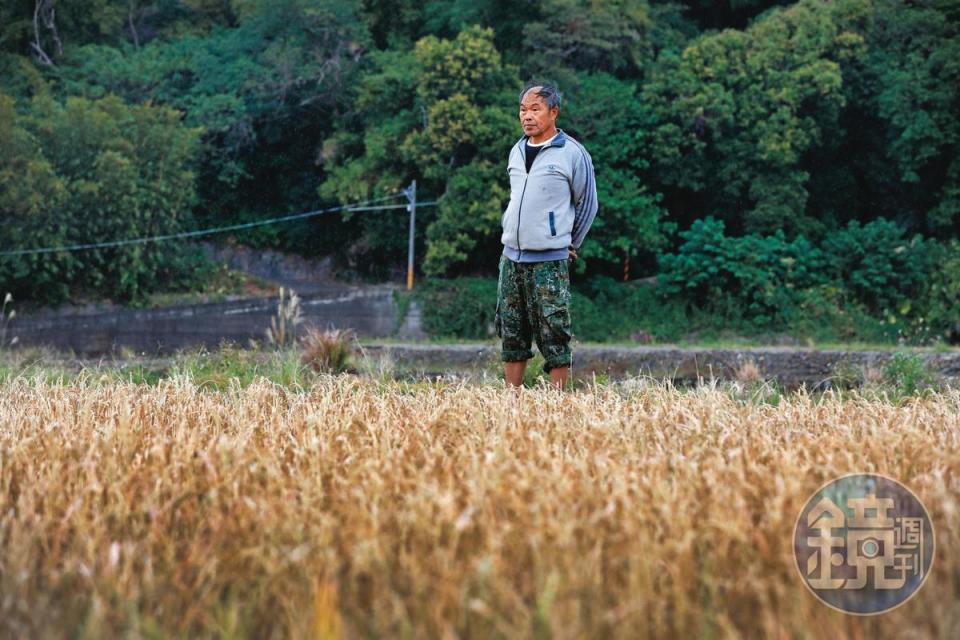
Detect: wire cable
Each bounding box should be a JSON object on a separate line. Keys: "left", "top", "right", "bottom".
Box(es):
{"left": 0, "top": 193, "right": 437, "bottom": 258}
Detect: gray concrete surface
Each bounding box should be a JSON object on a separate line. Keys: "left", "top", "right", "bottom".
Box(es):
{"left": 9, "top": 286, "right": 403, "bottom": 355}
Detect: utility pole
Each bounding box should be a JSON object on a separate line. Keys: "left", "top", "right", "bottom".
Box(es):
{"left": 404, "top": 179, "right": 417, "bottom": 290}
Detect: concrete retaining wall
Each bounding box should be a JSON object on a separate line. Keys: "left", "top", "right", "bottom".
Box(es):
{"left": 10, "top": 287, "right": 405, "bottom": 355}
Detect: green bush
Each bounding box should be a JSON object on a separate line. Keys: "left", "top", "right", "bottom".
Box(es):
{"left": 415, "top": 257, "right": 948, "bottom": 346}
{"left": 656, "top": 217, "right": 827, "bottom": 327}
{"left": 415, "top": 274, "right": 681, "bottom": 343}
{"left": 414, "top": 272, "right": 811, "bottom": 344}
{"left": 414, "top": 277, "right": 497, "bottom": 339}
{"left": 917, "top": 240, "right": 960, "bottom": 341}
{"left": 789, "top": 285, "right": 891, "bottom": 344}
{"left": 571, "top": 277, "right": 687, "bottom": 342}
{"left": 821, "top": 219, "right": 935, "bottom": 315}
{"left": 656, "top": 216, "right": 940, "bottom": 333}
{"left": 880, "top": 352, "right": 939, "bottom": 398}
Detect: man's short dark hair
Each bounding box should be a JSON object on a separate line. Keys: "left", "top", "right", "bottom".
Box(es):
{"left": 519, "top": 82, "right": 561, "bottom": 110}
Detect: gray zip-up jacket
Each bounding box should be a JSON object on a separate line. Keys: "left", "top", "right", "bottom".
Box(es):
{"left": 500, "top": 128, "right": 598, "bottom": 263}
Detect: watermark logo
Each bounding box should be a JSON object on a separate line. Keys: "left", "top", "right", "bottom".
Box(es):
{"left": 793, "top": 473, "right": 935, "bottom": 615}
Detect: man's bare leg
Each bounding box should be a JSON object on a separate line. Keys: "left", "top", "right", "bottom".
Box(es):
{"left": 504, "top": 360, "right": 527, "bottom": 387}
{"left": 550, "top": 365, "right": 569, "bottom": 391}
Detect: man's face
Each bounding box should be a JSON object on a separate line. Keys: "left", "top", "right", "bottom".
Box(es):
{"left": 519, "top": 87, "right": 558, "bottom": 138}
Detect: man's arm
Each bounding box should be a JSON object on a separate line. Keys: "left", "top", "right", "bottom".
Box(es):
{"left": 569, "top": 146, "right": 598, "bottom": 250}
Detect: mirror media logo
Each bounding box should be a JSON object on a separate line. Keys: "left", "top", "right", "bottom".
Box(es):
{"left": 793, "top": 474, "right": 935, "bottom": 615}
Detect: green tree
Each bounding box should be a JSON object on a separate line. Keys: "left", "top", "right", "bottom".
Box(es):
{"left": 564, "top": 73, "right": 672, "bottom": 277}
{"left": 521, "top": 0, "right": 657, "bottom": 85}
{"left": 670, "top": 0, "right": 793, "bottom": 31}
{"left": 360, "top": 0, "right": 540, "bottom": 57}
{"left": 642, "top": 0, "right": 872, "bottom": 236}
{"left": 321, "top": 25, "right": 518, "bottom": 277}
{"left": 866, "top": 0, "right": 960, "bottom": 233}
{"left": 57, "top": 0, "right": 370, "bottom": 235}
{"left": 0, "top": 90, "right": 203, "bottom": 303}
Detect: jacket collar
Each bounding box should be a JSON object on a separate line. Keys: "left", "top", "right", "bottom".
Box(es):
{"left": 515, "top": 128, "right": 568, "bottom": 150}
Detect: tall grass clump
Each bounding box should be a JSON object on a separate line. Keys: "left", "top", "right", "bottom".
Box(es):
{"left": 300, "top": 327, "right": 355, "bottom": 374}
{"left": 0, "top": 292, "right": 16, "bottom": 351}
{"left": 266, "top": 287, "right": 303, "bottom": 349}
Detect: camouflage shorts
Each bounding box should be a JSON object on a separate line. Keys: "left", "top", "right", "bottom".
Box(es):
{"left": 494, "top": 255, "right": 572, "bottom": 373}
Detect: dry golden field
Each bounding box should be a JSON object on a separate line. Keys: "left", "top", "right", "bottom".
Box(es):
{"left": 1, "top": 375, "right": 958, "bottom": 638}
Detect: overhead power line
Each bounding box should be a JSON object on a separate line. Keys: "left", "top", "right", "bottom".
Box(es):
{"left": 0, "top": 193, "right": 438, "bottom": 258}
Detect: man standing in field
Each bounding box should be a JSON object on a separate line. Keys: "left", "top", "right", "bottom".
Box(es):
{"left": 496, "top": 83, "right": 598, "bottom": 390}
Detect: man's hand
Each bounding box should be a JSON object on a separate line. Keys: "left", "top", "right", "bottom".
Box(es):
{"left": 568, "top": 247, "right": 578, "bottom": 262}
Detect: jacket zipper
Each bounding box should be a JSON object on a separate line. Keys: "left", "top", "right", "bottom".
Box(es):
{"left": 516, "top": 177, "right": 528, "bottom": 260}
{"left": 516, "top": 141, "right": 549, "bottom": 260}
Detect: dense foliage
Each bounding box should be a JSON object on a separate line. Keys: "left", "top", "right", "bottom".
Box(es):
{"left": 0, "top": 81, "right": 203, "bottom": 303}
{"left": 0, "top": 0, "right": 958, "bottom": 339}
